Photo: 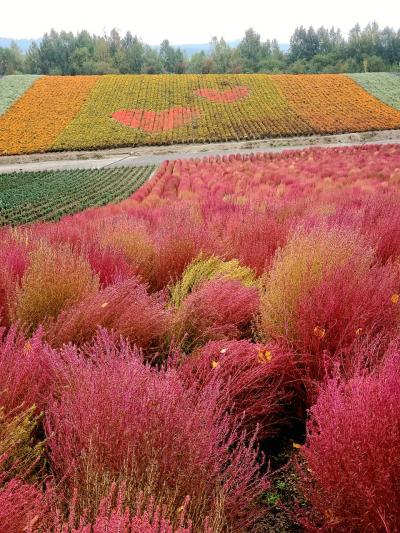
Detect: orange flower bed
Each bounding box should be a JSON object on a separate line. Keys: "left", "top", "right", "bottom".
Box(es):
{"left": 0, "top": 76, "right": 98, "bottom": 155}
{"left": 112, "top": 107, "right": 200, "bottom": 132}
{"left": 273, "top": 74, "right": 400, "bottom": 133}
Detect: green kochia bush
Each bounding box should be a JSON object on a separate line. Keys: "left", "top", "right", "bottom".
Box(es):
{"left": 170, "top": 254, "right": 257, "bottom": 307}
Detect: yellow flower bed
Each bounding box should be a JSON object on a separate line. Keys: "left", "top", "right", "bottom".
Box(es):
{"left": 52, "top": 74, "right": 311, "bottom": 151}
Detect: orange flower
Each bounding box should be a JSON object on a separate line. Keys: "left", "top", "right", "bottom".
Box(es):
{"left": 391, "top": 293, "right": 399, "bottom": 305}
{"left": 211, "top": 360, "right": 219, "bottom": 369}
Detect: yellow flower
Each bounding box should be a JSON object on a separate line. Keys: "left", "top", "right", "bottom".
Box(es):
{"left": 211, "top": 360, "right": 219, "bottom": 369}
{"left": 292, "top": 442, "right": 302, "bottom": 449}
{"left": 313, "top": 326, "right": 326, "bottom": 339}
{"left": 391, "top": 293, "right": 399, "bottom": 305}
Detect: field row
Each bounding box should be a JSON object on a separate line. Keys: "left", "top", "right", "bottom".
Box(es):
{"left": 0, "top": 165, "right": 154, "bottom": 225}
{"left": 0, "top": 73, "right": 400, "bottom": 155}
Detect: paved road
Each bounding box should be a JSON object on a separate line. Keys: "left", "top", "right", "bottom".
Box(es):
{"left": 1, "top": 131, "right": 400, "bottom": 174}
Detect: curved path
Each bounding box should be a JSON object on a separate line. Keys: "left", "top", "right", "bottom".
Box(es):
{"left": 1, "top": 129, "right": 400, "bottom": 174}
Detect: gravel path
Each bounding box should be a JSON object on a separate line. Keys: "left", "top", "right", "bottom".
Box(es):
{"left": 1, "top": 129, "right": 400, "bottom": 173}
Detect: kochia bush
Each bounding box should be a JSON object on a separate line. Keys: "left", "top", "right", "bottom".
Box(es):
{"left": 171, "top": 255, "right": 257, "bottom": 308}
{"left": 0, "top": 327, "right": 55, "bottom": 415}
{"left": 259, "top": 227, "right": 374, "bottom": 344}
{"left": 180, "top": 339, "right": 300, "bottom": 439}
{"left": 47, "top": 277, "right": 170, "bottom": 351}
{"left": 300, "top": 349, "right": 400, "bottom": 532}
{"left": 45, "top": 331, "right": 268, "bottom": 532}
{"left": 172, "top": 279, "right": 260, "bottom": 352}
{"left": 12, "top": 243, "right": 99, "bottom": 333}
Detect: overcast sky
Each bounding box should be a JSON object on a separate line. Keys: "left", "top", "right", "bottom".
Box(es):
{"left": 2, "top": 0, "right": 399, "bottom": 44}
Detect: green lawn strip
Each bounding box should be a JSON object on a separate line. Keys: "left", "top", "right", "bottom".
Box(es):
{"left": 0, "top": 75, "right": 41, "bottom": 116}
{"left": 0, "top": 165, "right": 155, "bottom": 226}
{"left": 347, "top": 72, "right": 400, "bottom": 111}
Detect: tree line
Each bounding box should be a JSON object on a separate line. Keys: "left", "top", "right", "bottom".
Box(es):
{"left": 1, "top": 22, "right": 400, "bottom": 76}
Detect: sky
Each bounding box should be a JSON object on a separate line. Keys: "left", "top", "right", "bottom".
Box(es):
{"left": 1, "top": 0, "right": 399, "bottom": 44}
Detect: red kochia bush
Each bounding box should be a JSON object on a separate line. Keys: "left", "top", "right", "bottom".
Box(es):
{"left": 180, "top": 339, "right": 300, "bottom": 439}
{"left": 295, "top": 261, "right": 400, "bottom": 361}
{"left": 45, "top": 331, "right": 268, "bottom": 532}
{"left": 0, "top": 239, "right": 30, "bottom": 326}
{"left": 87, "top": 245, "right": 136, "bottom": 287}
{"left": 150, "top": 202, "right": 211, "bottom": 290}
{"left": 47, "top": 277, "right": 170, "bottom": 351}
{"left": 0, "top": 477, "right": 51, "bottom": 533}
{"left": 52, "top": 484, "right": 209, "bottom": 533}
{"left": 0, "top": 327, "right": 56, "bottom": 415}
{"left": 172, "top": 279, "right": 260, "bottom": 351}
{"left": 221, "top": 210, "right": 288, "bottom": 275}
{"left": 300, "top": 349, "right": 400, "bottom": 532}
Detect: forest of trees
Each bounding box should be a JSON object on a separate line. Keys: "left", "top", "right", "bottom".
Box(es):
{"left": 1, "top": 22, "right": 400, "bottom": 76}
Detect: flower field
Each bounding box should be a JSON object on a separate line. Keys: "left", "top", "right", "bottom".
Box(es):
{"left": 0, "top": 73, "right": 400, "bottom": 155}
{"left": 1, "top": 143, "right": 400, "bottom": 531}
{"left": 348, "top": 72, "right": 400, "bottom": 110}
{"left": 0, "top": 165, "right": 154, "bottom": 226}
{"left": 0, "top": 76, "right": 99, "bottom": 155}
{"left": 0, "top": 75, "right": 39, "bottom": 116}
{"left": 273, "top": 73, "right": 400, "bottom": 133}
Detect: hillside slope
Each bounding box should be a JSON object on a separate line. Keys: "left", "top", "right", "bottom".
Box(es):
{"left": 0, "top": 73, "right": 400, "bottom": 155}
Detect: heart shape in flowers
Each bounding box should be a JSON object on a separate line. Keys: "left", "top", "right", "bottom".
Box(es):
{"left": 112, "top": 107, "right": 200, "bottom": 132}
{"left": 194, "top": 86, "right": 250, "bottom": 103}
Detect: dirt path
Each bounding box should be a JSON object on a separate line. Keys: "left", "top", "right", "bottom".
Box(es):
{"left": 1, "top": 129, "right": 400, "bottom": 173}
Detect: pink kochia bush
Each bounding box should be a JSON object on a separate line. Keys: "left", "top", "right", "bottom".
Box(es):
{"left": 0, "top": 237, "right": 30, "bottom": 326}
{"left": 0, "top": 326, "right": 56, "bottom": 415}
{"left": 47, "top": 277, "right": 171, "bottom": 351}
{"left": 0, "top": 477, "right": 51, "bottom": 533}
{"left": 45, "top": 331, "right": 268, "bottom": 532}
{"left": 180, "top": 339, "right": 301, "bottom": 439}
{"left": 300, "top": 349, "right": 400, "bottom": 532}
{"left": 295, "top": 261, "right": 400, "bottom": 359}
{"left": 52, "top": 484, "right": 210, "bottom": 533}
{"left": 172, "top": 279, "right": 260, "bottom": 351}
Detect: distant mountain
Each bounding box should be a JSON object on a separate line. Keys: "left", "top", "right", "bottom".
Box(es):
{"left": 0, "top": 37, "right": 289, "bottom": 56}
{"left": 168, "top": 40, "right": 241, "bottom": 57}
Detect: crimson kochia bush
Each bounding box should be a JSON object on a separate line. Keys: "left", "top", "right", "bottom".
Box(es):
{"left": 300, "top": 348, "right": 400, "bottom": 532}
{"left": 45, "top": 331, "right": 268, "bottom": 532}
